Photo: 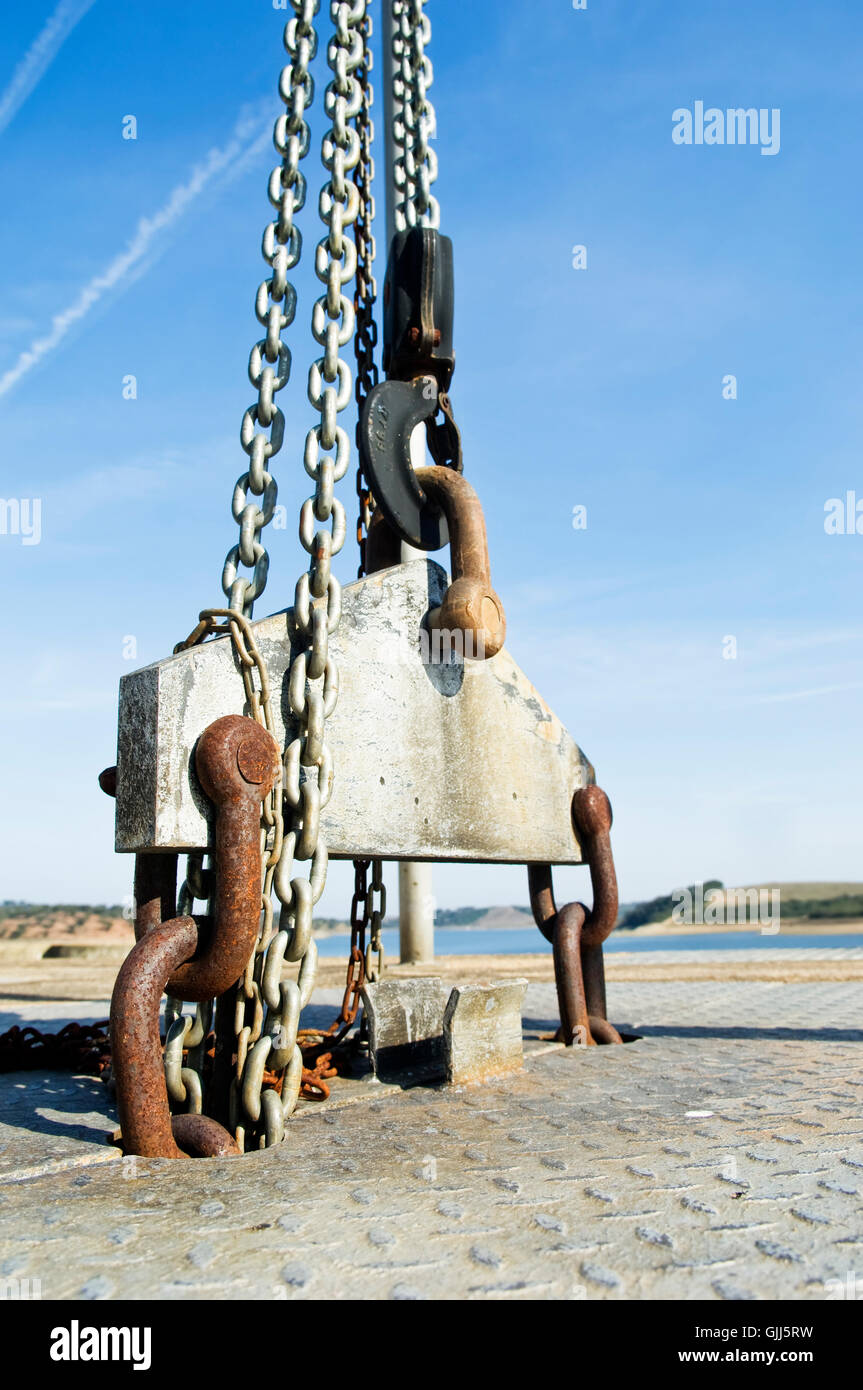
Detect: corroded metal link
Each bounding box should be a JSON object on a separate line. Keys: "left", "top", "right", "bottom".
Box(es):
{"left": 414, "top": 466, "right": 506, "bottom": 660}
{"left": 553, "top": 903, "right": 592, "bottom": 1047}
{"left": 166, "top": 717, "right": 280, "bottom": 1002}
{"left": 133, "top": 853, "right": 178, "bottom": 942}
{"left": 171, "top": 1113, "right": 242, "bottom": 1159}
{"left": 572, "top": 785, "right": 619, "bottom": 948}
{"left": 110, "top": 716, "right": 279, "bottom": 1158}
{"left": 528, "top": 785, "right": 622, "bottom": 1047}
{"left": 111, "top": 915, "right": 239, "bottom": 1159}
{"left": 364, "top": 469, "right": 506, "bottom": 660}
{"left": 111, "top": 916, "right": 205, "bottom": 1158}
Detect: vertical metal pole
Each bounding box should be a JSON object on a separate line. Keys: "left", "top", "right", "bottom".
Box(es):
{"left": 382, "top": 2, "right": 435, "bottom": 963}
{"left": 398, "top": 862, "right": 435, "bottom": 963}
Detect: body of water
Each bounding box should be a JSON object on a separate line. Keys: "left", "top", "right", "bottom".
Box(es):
{"left": 314, "top": 927, "right": 863, "bottom": 957}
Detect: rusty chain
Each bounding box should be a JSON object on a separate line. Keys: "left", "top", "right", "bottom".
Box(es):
{"left": 0, "top": 1022, "right": 111, "bottom": 1076}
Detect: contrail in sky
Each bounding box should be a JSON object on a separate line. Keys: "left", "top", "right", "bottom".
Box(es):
{"left": 0, "top": 0, "right": 98, "bottom": 139}
{"left": 0, "top": 110, "right": 271, "bottom": 399}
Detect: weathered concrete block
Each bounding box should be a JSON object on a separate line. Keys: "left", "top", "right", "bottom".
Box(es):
{"left": 362, "top": 978, "right": 450, "bottom": 1082}
{"left": 113, "top": 560, "right": 593, "bottom": 863}
{"left": 443, "top": 980, "right": 528, "bottom": 1086}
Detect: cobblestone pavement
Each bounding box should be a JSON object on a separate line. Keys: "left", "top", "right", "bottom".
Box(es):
{"left": 0, "top": 970, "right": 860, "bottom": 1301}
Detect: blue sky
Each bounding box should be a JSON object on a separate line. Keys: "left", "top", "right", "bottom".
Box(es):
{"left": 0, "top": 0, "right": 861, "bottom": 915}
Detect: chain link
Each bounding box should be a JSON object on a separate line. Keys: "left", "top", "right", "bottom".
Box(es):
{"left": 170, "top": 1, "right": 323, "bottom": 1125}
{"left": 391, "top": 0, "right": 439, "bottom": 231}
{"left": 365, "top": 858, "right": 386, "bottom": 982}
{"left": 229, "top": 0, "right": 370, "bottom": 1150}
{"left": 353, "top": 7, "right": 378, "bottom": 578}
{"left": 350, "top": 8, "right": 387, "bottom": 970}
{"left": 160, "top": 3, "right": 380, "bottom": 1150}
{"left": 221, "top": 2, "right": 321, "bottom": 619}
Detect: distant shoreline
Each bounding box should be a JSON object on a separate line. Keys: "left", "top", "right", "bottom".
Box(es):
{"left": 620, "top": 918, "right": 863, "bottom": 937}
{"left": 316, "top": 917, "right": 863, "bottom": 939}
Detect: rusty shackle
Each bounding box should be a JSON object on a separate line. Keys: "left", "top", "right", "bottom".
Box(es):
{"left": 528, "top": 783, "right": 622, "bottom": 1048}
{"left": 414, "top": 466, "right": 506, "bottom": 659}
{"left": 166, "top": 716, "right": 281, "bottom": 1002}
{"left": 363, "top": 464, "right": 506, "bottom": 660}
{"left": 109, "top": 716, "right": 280, "bottom": 1158}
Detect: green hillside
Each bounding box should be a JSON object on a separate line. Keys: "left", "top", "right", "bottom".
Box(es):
{"left": 618, "top": 882, "right": 863, "bottom": 929}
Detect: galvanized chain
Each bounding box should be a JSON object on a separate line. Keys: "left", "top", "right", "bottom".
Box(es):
{"left": 349, "top": 7, "right": 388, "bottom": 961}
{"left": 392, "top": 0, "right": 439, "bottom": 231}
{"left": 160, "top": 3, "right": 376, "bottom": 1149}
{"left": 169, "top": 1, "right": 329, "bottom": 1146}
{"left": 221, "top": 1, "right": 321, "bottom": 620}
{"left": 353, "top": 6, "right": 378, "bottom": 578}
{"left": 229, "top": 0, "right": 369, "bottom": 1149}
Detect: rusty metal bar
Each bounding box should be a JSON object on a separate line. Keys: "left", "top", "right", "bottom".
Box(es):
{"left": 528, "top": 784, "right": 622, "bottom": 1047}
{"left": 133, "top": 854, "right": 178, "bottom": 941}
{"left": 110, "top": 916, "right": 203, "bottom": 1158}
{"left": 165, "top": 717, "right": 280, "bottom": 1003}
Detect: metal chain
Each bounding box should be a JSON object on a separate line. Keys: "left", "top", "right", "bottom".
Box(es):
{"left": 170, "top": 5, "right": 325, "bottom": 1145}
{"left": 162, "top": 3, "right": 374, "bottom": 1150}
{"left": 221, "top": 1, "right": 321, "bottom": 619}
{"left": 349, "top": 6, "right": 388, "bottom": 961}
{"left": 392, "top": 0, "right": 439, "bottom": 231}
{"left": 229, "top": 0, "right": 369, "bottom": 1149}
{"left": 365, "top": 858, "right": 386, "bottom": 982}
{"left": 353, "top": 6, "right": 378, "bottom": 578}
{"left": 171, "top": 609, "right": 305, "bottom": 1149}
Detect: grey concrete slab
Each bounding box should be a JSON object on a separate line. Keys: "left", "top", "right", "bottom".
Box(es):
{"left": 114, "top": 560, "right": 593, "bottom": 863}
{"left": 444, "top": 980, "right": 527, "bottom": 1085}
{"left": 362, "top": 978, "right": 449, "bottom": 1082}
{"left": 0, "top": 1073, "right": 120, "bottom": 1183}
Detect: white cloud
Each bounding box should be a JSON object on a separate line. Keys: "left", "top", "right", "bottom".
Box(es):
{"left": 0, "top": 105, "right": 271, "bottom": 398}
{"left": 0, "top": 0, "right": 97, "bottom": 139}
{"left": 753, "top": 681, "right": 863, "bottom": 705}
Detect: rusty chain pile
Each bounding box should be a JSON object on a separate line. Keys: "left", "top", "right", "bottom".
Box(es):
{"left": 0, "top": 1022, "right": 111, "bottom": 1076}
